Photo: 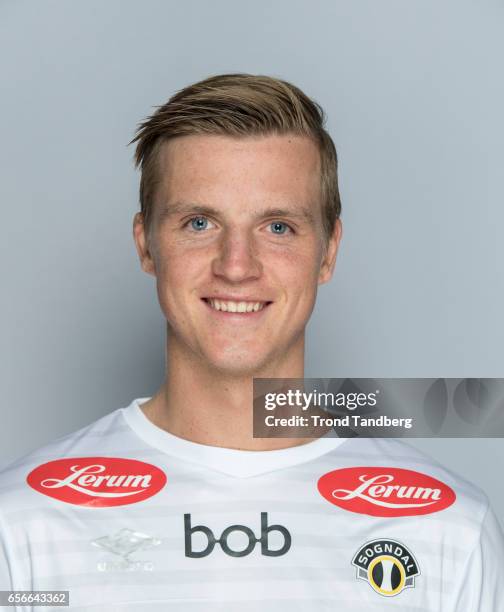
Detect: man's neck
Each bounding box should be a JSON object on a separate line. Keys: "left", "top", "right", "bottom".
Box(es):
{"left": 140, "top": 334, "right": 325, "bottom": 451}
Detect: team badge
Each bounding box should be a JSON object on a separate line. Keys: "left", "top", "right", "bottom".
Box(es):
{"left": 352, "top": 539, "right": 420, "bottom": 597}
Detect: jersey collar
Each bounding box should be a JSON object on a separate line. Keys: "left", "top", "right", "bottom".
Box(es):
{"left": 121, "top": 397, "right": 347, "bottom": 478}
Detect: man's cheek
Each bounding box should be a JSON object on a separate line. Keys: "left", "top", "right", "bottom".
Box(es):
{"left": 155, "top": 285, "right": 181, "bottom": 322}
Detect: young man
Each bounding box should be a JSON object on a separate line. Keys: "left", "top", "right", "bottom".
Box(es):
{"left": 0, "top": 73, "right": 503, "bottom": 611}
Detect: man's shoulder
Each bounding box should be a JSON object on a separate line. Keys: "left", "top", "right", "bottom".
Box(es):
{"left": 0, "top": 406, "right": 127, "bottom": 506}
{"left": 320, "top": 436, "right": 490, "bottom": 524}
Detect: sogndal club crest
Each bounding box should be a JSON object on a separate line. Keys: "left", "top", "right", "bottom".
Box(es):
{"left": 352, "top": 539, "right": 420, "bottom": 597}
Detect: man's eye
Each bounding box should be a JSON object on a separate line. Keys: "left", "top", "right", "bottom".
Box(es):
{"left": 186, "top": 216, "right": 214, "bottom": 232}
{"left": 268, "top": 221, "right": 292, "bottom": 235}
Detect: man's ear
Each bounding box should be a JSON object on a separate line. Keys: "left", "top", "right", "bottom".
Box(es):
{"left": 318, "top": 218, "right": 342, "bottom": 285}
{"left": 132, "top": 212, "right": 156, "bottom": 276}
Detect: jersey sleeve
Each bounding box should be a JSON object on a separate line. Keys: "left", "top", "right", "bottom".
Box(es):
{"left": 0, "top": 510, "right": 14, "bottom": 591}
{"left": 451, "top": 502, "right": 504, "bottom": 611}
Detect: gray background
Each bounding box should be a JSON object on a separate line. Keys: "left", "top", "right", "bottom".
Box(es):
{"left": 1, "top": 1, "right": 502, "bottom": 523}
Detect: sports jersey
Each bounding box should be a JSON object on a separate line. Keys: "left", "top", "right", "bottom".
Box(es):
{"left": 0, "top": 396, "right": 503, "bottom": 611}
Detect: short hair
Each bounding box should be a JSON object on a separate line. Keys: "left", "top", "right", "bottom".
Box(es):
{"left": 130, "top": 73, "right": 341, "bottom": 243}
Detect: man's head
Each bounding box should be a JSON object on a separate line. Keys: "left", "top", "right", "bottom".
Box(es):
{"left": 131, "top": 74, "right": 342, "bottom": 376}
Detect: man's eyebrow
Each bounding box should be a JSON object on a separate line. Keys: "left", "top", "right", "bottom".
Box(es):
{"left": 159, "top": 201, "right": 316, "bottom": 224}
{"left": 259, "top": 207, "right": 316, "bottom": 224}
{"left": 159, "top": 202, "right": 218, "bottom": 219}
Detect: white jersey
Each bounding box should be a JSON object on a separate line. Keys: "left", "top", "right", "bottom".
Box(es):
{"left": 0, "top": 397, "right": 503, "bottom": 611}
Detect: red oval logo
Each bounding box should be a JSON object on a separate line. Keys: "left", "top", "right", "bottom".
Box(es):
{"left": 27, "top": 457, "right": 167, "bottom": 507}
{"left": 318, "top": 467, "right": 456, "bottom": 517}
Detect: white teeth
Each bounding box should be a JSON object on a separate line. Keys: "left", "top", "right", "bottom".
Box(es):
{"left": 208, "top": 299, "right": 267, "bottom": 313}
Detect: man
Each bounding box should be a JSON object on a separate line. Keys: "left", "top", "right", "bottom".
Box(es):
{"left": 0, "top": 73, "right": 503, "bottom": 611}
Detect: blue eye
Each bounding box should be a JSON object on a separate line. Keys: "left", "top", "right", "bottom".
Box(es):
{"left": 190, "top": 217, "right": 209, "bottom": 231}
{"left": 269, "top": 221, "right": 290, "bottom": 234}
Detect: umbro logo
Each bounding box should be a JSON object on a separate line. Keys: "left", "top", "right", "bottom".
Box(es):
{"left": 91, "top": 528, "right": 161, "bottom": 572}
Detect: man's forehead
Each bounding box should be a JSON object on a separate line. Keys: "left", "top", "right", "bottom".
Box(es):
{"left": 155, "top": 134, "right": 322, "bottom": 218}
{"left": 157, "top": 134, "right": 320, "bottom": 182}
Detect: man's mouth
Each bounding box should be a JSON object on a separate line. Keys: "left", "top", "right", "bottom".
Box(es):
{"left": 202, "top": 298, "right": 272, "bottom": 313}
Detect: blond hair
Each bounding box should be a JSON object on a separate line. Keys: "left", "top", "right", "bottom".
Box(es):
{"left": 130, "top": 73, "right": 341, "bottom": 241}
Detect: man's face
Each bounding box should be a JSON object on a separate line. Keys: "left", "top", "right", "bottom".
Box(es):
{"left": 133, "top": 133, "right": 341, "bottom": 376}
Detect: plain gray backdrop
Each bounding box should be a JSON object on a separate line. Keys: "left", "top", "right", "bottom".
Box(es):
{"left": 1, "top": 0, "right": 503, "bottom": 523}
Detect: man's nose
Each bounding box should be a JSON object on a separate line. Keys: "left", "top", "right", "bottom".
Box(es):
{"left": 211, "top": 229, "right": 262, "bottom": 283}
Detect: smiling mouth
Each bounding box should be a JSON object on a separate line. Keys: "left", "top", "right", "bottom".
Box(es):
{"left": 202, "top": 298, "right": 272, "bottom": 313}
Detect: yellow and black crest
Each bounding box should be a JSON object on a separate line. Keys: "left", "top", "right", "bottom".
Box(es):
{"left": 352, "top": 538, "right": 420, "bottom": 597}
